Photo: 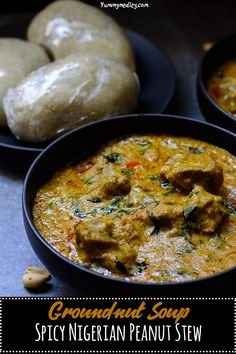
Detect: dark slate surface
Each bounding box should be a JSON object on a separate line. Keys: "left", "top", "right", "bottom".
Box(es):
{"left": 0, "top": 0, "right": 235, "bottom": 296}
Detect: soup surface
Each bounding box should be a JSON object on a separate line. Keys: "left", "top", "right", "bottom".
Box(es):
{"left": 208, "top": 59, "right": 236, "bottom": 118}
{"left": 33, "top": 134, "right": 236, "bottom": 282}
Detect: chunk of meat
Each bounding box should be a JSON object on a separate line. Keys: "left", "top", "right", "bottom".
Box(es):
{"left": 184, "top": 185, "right": 227, "bottom": 233}
{"left": 112, "top": 220, "right": 146, "bottom": 244}
{"left": 145, "top": 201, "right": 184, "bottom": 237}
{"left": 74, "top": 218, "right": 140, "bottom": 274}
{"left": 75, "top": 219, "right": 117, "bottom": 261}
{"left": 91, "top": 175, "right": 131, "bottom": 200}
{"left": 160, "top": 154, "right": 223, "bottom": 192}
{"left": 112, "top": 244, "right": 138, "bottom": 275}
{"left": 154, "top": 202, "right": 183, "bottom": 223}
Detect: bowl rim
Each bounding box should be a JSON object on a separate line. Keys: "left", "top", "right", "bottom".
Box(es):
{"left": 198, "top": 33, "right": 236, "bottom": 126}
{"left": 23, "top": 113, "right": 236, "bottom": 288}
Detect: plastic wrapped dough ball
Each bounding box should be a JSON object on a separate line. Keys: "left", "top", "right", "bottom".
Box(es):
{"left": 0, "top": 38, "right": 50, "bottom": 126}
{"left": 3, "top": 53, "right": 139, "bottom": 142}
{"left": 27, "top": 0, "right": 135, "bottom": 70}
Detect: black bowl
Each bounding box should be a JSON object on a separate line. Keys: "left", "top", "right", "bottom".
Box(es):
{"left": 23, "top": 114, "right": 236, "bottom": 296}
{"left": 197, "top": 33, "right": 236, "bottom": 134}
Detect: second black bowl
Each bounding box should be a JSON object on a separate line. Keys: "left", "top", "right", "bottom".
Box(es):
{"left": 23, "top": 114, "right": 236, "bottom": 296}
{"left": 197, "top": 33, "right": 236, "bottom": 133}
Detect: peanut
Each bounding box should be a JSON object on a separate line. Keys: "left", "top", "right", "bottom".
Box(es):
{"left": 22, "top": 267, "right": 50, "bottom": 289}
{"left": 202, "top": 41, "right": 214, "bottom": 51}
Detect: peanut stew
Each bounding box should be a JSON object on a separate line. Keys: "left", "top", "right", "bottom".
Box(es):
{"left": 208, "top": 59, "right": 236, "bottom": 118}
{"left": 33, "top": 134, "right": 236, "bottom": 282}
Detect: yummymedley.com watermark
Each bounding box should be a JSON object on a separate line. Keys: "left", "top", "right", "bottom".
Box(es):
{"left": 100, "top": 2, "right": 149, "bottom": 10}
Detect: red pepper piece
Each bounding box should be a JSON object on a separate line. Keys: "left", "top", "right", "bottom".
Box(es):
{"left": 125, "top": 161, "right": 140, "bottom": 168}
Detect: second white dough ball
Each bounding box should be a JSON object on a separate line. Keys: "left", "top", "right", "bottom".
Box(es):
{"left": 27, "top": 0, "right": 135, "bottom": 70}
{"left": 3, "top": 53, "right": 139, "bottom": 143}
{"left": 0, "top": 38, "right": 50, "bottom": 126}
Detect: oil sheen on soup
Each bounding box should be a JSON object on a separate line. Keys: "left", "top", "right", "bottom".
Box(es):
{"left": 33, "top": 134, "right": 236, "bottom": 282}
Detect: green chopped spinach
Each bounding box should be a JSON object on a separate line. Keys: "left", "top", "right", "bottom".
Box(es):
{"left": 148, "top": 175, "right": 159, "bottom": 181}
{"left": 90, "top": 208, "right": 99, "bottom": 216}
{"left": 116, "top": 260, "right": 129, "bottom": 274}
{"left": 156, "top": 269, "right": 191, "bottom": 277}
{"left": 179, "top": 224, "right": 193, "bottom": 244}
{"left": 118, "top": 208, "right": 132, "bottom": 215}
{"left": 113, "top": 214, "right": 122, "bottom": 220}
{"left": 125, "top": 201, "right": 134, "bottom": 208}
{"left": 103, "top": 152, "right": 123, "bottom": 163}
{"left": 213, "top": 235, "right": 226, "bottom": 249}
{"left": 176, "top": 244, "right": 195, "bottom": 255}
{"left": 134, "top": 139, "right": 151, "bottom": 147}
{"left": 120, "top": 168, "right": 133, "bottom": 175}
{"left": 189, "top": 189, "right": 199, "bottom": 198}
{"left": 160, "top": 180, "right": 172, "bottom": 189}
{"left": 135, "top": 261, "right": 148, "bottom": 273}
{"left": 185, "top": 146, "right": 204, "bottom": 154}
{"left": 48, "top": 202, "right": 54, "bottom": 209}
{"left": 147, "top": 211, "right": 161, "bottom": 235}
{"left": 100, "top": 207, "right": 116, "bottom": 215}
{"left": 73, "top": 202, "right": 88, "bottom": 218}
{"left": 227, "top": 204, "right": 236, "bottom": 215}
{"left": 83, "top": 177, "right": 94, "bottom": 185}
{"left": 88, "top": 198, "right": 101, "bottom": 203}
{"left": 184, "top": 205, "right": 198, "bottom": 227}
{"left": 100, "top": 197, "right": 121, "bottom": 214}
{"left": 75, "top": 211, "right": 88, "bottom": 218}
